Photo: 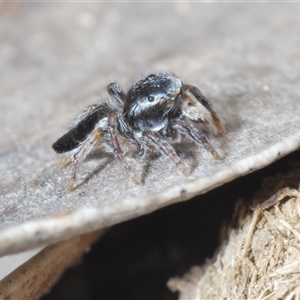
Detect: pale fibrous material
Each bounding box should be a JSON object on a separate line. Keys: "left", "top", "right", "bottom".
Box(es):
{"left": 168, "top": 188, "right": 300, "bottom": 299}
{"left": 1, "top": 3, "right": 300, "bottom": 260}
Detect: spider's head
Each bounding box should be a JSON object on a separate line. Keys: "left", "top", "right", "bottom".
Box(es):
{"left": 124, "top": 72, "right": 183, "bottom": 119}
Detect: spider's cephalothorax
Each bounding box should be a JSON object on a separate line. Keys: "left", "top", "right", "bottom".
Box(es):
{"left": 52, "top": 72, "right": 224, "bottom": 190}
{"left": 124, "top": 73, "right": 183, "bottom": 131}
{"left": 122, "top": 72, "right": 224, "bottom": 173}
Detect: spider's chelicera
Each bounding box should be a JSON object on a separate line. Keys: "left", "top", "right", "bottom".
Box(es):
{"left": 52, "top": 72, "right": 224, "bottom": 190}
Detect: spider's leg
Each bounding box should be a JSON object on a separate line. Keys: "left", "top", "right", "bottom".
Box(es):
{"left": 117, "top": 112, "right": 144, "bottom": 156}
{"left": 107, "top": 82, "right": 126, "bottom": 108}
{"left": 173, "top": 120, "right": 220, "bottom": 159}
{"left": 184, "top": 84, "right": 224, "bottom": 133}
{"left": 108, "top": 111, "right": 139, "bottom": 184}
{"left": 69, "top": 128, "right": 103, "bottom": 191}
{"left": 107, "top": 84, "right": 143, "bottom": 153}
{"left": 142, "top": 130, "right": 188, "bottom": 174}
{"left": 59, "top": 154, "right": 68, "bottom": 169}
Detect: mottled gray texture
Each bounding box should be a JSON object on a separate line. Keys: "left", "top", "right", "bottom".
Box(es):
{"left": 0, "top": 3, "right": 300, "bottom": 256}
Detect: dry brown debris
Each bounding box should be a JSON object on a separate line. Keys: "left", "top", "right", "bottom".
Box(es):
{"left": 168, "top": 187, "right": 300, "bottom": 299}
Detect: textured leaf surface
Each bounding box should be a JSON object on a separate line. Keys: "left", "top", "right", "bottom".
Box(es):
{"left": 1, "top": 3, "right": 300, "bottom": 256}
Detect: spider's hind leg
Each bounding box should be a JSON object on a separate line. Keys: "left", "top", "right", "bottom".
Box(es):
{"left": 68, "top": 128, "right": 103, "bottom": 191}
{"left": 59, "top": 154, "right": 69, "bottom": 169}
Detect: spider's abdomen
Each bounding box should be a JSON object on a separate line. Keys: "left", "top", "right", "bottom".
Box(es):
{"left": 52, "top": 103, "right": 111, "bottom": 153}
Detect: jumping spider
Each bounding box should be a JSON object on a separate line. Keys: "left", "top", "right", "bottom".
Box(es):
{"left": 52, "top": 72, "right": 224, "bottom": 190}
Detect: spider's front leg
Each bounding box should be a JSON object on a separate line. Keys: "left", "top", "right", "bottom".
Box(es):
{"left": 184, "top": 84, "right": 224, "bottom": 134}
{"left": 108, "top": 111, "right": 139, "bottom": 184}
{"left": 141, "top": 130, "right": 188, "bottom": 174}
{"left": 172, "top": 120, "right": 220, "bottom": 159}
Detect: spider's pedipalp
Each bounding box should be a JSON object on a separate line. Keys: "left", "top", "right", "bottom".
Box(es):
{"left": 117, "top": 115, "right": 144, "bottom": 156}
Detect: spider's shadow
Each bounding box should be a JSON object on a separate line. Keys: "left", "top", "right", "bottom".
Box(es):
{"left": 140, "top": 142, "right": 199, "bottom": 184}
{"left": 74, "top": 150, "right": 114, "bottom": 190}
{"left": 66, "top": 130, "right": 226, "bottom": 190}
{"left": 140, "top": 152, "right": 157, "bottom": 184}
{"left": 174, "top": 142, "right": 199, "bottom": 172}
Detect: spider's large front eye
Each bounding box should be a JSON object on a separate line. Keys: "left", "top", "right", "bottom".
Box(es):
{"left": 148, "top": 95, "right": 155, "bottom": 102}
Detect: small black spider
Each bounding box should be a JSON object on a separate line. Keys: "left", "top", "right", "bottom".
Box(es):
{"left": 52, "top": 72, "right": 224, "bottom": 190}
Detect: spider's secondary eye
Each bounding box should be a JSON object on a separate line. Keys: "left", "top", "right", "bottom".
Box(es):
{"left": 148, "top": 96, "right": 155, "bottom": 102}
